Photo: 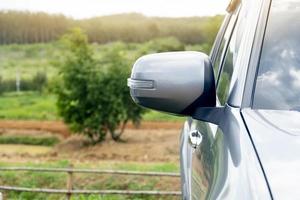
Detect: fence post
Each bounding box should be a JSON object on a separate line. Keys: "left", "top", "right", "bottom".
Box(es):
{"left": 66, "top": 164, "right": 73, "bottom": 200}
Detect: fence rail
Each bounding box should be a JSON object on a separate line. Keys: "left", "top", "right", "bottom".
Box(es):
{"left": 0, "top": 166, "right": 182, "bottom": 198}
{"left": 0, "top": 167, "right": 180, "bottom": 177}
{"left": 0, "top": 186, "right": 181, "bottom": 196}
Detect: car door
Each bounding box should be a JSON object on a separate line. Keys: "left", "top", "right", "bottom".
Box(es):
{"left": 184, "top": 0, "right": 274, "bottom": 198}
{"left": 179, "top": 11, "right": 237, "bottom": 200}
{"left": 187, "top": 6, "right": 241, "bottom": 200}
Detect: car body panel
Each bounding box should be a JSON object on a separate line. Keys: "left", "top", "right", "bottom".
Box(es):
{"left": 181, "top": 106, "right": 271, "bottom": 199}
{"left": 180, "top": 0, "right": 273, "bottom": 199}
{"left": 180, "top": 118, "right": 193, "bottom": 198}
{"left": 242, "top": 109, "right": 300, "bottom": 199}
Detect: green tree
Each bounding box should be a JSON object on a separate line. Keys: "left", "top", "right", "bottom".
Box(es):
{"left": 100, "top": 43, "right": 146, "bottom": 140}
{"left": 55, "top": 28, "right": 144, "bottom": 143}
{"left": 0, "top": 11, "right": 223, "bottom": 45}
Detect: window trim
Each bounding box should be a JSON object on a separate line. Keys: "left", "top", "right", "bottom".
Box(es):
{"left": 214, "top": 8, "right": 240, "bottom": 105}
{"left": 215, "top": 12, "right": 239, "bottom": 88}
{"left": 210, "top": 14, "right": 232, "bottom": 65}
{"left": 241, "top": 0, "right": 272, "bottom": 108}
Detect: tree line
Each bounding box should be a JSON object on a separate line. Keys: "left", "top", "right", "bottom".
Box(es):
{"left": 0, "top": 11, "right": 223, "bottom": 45}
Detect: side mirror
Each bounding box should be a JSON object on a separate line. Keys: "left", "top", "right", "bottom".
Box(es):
{"left": 128, "top": 51, "right": 216, "bottom": 116}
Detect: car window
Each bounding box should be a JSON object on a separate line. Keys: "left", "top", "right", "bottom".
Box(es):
{"left": 213, "top": 36, "right": 226, "bottom": 79}
{"left": 253, "top": 0, "right": 300, "bottom": 110}
{"left": 216, "top": 11, "right": 244, "bottom": 105}
{"left": 216, "top": 2, "right": 249, "bottom": 105}
{"left": 217, "top": 29, "right": 237, "bottom": 105}
{"left": 211, "top": 16, "right": 229, "bottom": 78}
{"left": 212, "top": 13, "right": 238, "bottom": 82}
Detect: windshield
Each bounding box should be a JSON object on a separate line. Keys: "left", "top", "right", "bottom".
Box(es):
{"left": 253, "top": 0, "right": 300, "bottom": 110}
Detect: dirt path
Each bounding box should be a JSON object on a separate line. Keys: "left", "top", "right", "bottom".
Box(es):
{"left": 0, "top": 120, "right": 183, "bottom": 137}
{"left": 0, "top": 120, "right": 183, "bottom": 163}
{"left": 55, "top": 129, "right": 181, "bottom": 162}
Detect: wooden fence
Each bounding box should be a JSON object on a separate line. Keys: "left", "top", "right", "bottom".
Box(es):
{"left": 0, "top": 166, "right": 181, "bottom": 199}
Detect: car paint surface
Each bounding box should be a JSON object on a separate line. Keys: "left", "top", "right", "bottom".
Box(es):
{"left": 179, "top": 0, "right": 274, "bottom": 199}
{"left": 242, "top": 109, "right": 300, "bottom": 199}
{"left": 181, "top": 106, "right": 271, "bottom": 199}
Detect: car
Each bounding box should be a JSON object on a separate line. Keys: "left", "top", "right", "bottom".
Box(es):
{"left": 127, "top": 0, "right": 300, "bottom": 199}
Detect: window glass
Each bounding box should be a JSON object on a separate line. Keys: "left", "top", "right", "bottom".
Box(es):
{"left": 253, "top": 0, "right": 300, "bottom": 110}
{"left": 212, "top": 14, "right": 238, "bottom": 81}
{"left": 215, "top": 4, "right": 248, "bottom": 105}
{"left": 213, "top": 40, "right": 225, "bottom": 78}
{"left": 217, "top": 29, "right": 238, "bottom": 105}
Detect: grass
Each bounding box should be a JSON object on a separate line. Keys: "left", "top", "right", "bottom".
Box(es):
{"left": 0, "top": 160, "right": 180, "bottom": 200}
{"left": 0, "top": 91, "right": 183, "bottom": 122}
{"left": 0, "top": 43, "right": 60, "bottom": 80}
{"left": 0, "top": 135, "right": 59, "bottom": 146}
{"left": 143, "top": 111, "right": 184, "bottom": 122}
{"left": 0, "top": 91, "right": 58, "bottom": 120}
{"left": 0, "top": 41, "right": 188, "bottom": 122}
{"left": 0, "top": 41, "right": 210, "bottom": 81}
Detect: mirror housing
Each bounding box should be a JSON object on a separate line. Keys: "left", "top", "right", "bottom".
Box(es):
{"left": 128, "top": 51, "right": 216, "bottom": 116}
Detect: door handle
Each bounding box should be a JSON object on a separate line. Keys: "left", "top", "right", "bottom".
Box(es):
{"left": 189, "top": 130, "right": 202, "bottom": 149}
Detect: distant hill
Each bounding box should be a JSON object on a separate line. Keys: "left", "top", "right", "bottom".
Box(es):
{"left": 0, "top": 11, "right": 223, "bottom": 45}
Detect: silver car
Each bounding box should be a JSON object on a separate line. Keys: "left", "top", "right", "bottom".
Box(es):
{"left": 128, "top": 0, "right": 300, "bottom": 199}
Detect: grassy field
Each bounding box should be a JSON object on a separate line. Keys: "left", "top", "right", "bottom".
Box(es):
{"left": 0, "top": 92, "right": 58, "bottom": 120}
{"left": 0, "top": 43, "right": 59, "bottom": 80}
{"left": 0, "top": 121, "right": 181, "bottom": 199}
{"left": 0, "top": 91, "right": 183, "bottom": 122}
{"left": 0, "top": 41, "right": 201, "bottom": 122}
{"left": 0, "top": 160, "right": 180, "bottom": 200}
{"left": 0, "top": 42, "right": 208, "bottom": 80}
{"left": 0, "top": 42, "right": 184, "bottom": 199}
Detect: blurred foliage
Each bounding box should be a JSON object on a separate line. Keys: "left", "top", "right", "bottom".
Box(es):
{"left": 55, "top": 28, "right": 145, "bottom": 143}
{"left": 0, "top": 11, "right": 223, "bottom": 45}
{"left": 0, "top": 71, "right": 47, "bottom": 93}
{"left": 0, "top": 39, "right": 210, "bottom": 81}
{"left": 141, "top": 37, "right": 185, "bottom": 54}
{"left": 32, "top": 71, "right": 48, "bottom": 92}
{"left": 0, "top": 11, "right": 223, "bottom": 126}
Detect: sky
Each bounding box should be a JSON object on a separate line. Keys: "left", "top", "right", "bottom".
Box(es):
{"left": 0, "top": 0, "right": 228, "bottom": 19}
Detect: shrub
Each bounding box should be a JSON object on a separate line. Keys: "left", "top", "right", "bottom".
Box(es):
{"left": 0, "top": 77, "right": 16, "bottom": 93}
{"left": 32, "top": 71, "right": 47, "bottom": 92}
{"left": 55, "top": 28, "right": 145, "bottom": 143}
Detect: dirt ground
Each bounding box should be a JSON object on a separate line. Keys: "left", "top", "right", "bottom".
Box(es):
{"left": 0, "top": 120, "right": 183, "bottom": 136}
{"left": 0, "top": 120, "right": 183, "bottom": 164}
